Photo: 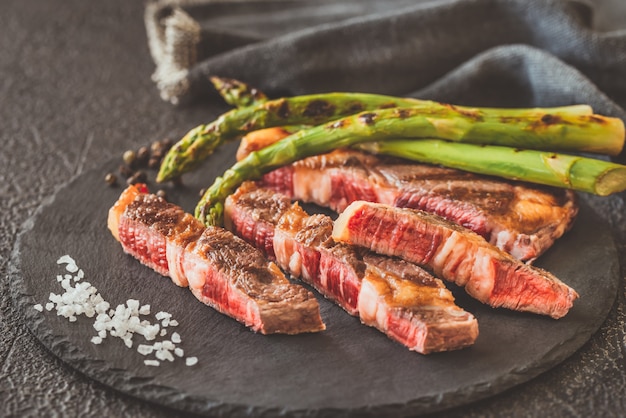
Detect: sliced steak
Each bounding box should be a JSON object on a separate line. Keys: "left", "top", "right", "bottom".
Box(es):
{"left": 259, "top": 149, "right": 578, "bottom": 261}
{"left": 225, "top": 183, "right": 478, "bottom": 353}
{"left": 333, "top": 201, "right": 578, "bottom": 319}
{"left": 108, "top": 184, "right": 325, "bottom": 335}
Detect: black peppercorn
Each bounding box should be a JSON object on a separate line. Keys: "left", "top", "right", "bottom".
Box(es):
{"left": 104, "top": 172, "right": 117, "bottom": 186}
{"left": 118, "top": 164, "right": 134, "bottom": 178}
{"left": 136, "top": 146, "right": 150, "bottom": 165}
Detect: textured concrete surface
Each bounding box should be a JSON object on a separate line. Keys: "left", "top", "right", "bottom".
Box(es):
{"left": 1, "top": 1, "right": 625, "bottom": 417}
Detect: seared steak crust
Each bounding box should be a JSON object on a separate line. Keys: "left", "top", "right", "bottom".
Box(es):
{"left": 259, "top": 149, "right": 578, "bottom": 261}
{"left": 108, "top": 185, "right": 325, "bottom": 335}
{"left": 225, "top": 183, "right": 478, "bottom": 353}
{"left": 333, "top": 201, "right": 578, "bottom": 319}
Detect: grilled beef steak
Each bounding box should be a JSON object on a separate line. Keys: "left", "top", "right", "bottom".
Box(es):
{"left": 108, "top": 184, "right": 325, "bottom": 335}
{"left": 259, "top": 149, "right": 578, "bottom": 261}
{"left": 225, "top": 183, "right": 478, "bottom": 353}
{"left": 333, "top": 201, "right": 578, "bottom": 319}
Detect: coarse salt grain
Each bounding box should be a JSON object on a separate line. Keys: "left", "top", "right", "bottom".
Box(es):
{"left": 34, "top": 255, "right": 198, "bottom": 369}
{"left": 155, "top": 311, "right": 171, "bottom": 321}
{"left": 137, "top": 344, "right": 154, "bottom": 355}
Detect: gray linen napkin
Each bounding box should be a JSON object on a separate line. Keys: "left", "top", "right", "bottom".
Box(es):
{"left": 144, "top": 0, "right": 626, "bottom": 124}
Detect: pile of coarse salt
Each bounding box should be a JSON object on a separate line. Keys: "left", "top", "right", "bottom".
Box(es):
{"left": 33, "top": 255, "right": 198, "bottom": 367}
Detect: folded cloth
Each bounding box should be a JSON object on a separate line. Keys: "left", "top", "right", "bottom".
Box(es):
{"left": 144, "top": 0, "right": 626, "bottom": 126}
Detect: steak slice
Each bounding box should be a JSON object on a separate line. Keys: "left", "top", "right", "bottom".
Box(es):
{"left": 259, "top": 149, "right": 578, "bottom": 261}
{"left": 108, "top": 184, "right": 325, "bottom": 335}
{"left": 225, "top": 183, "right": 478, "bottom": 353}
{"left": 333, "top": 201, "right": 578, "bottom": 319}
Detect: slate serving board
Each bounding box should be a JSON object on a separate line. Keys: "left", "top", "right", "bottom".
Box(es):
{"left": 9, "top": 141, "right": 620, "bottom": 417}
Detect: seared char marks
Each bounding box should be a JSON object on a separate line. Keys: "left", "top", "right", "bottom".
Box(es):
{"left": 108, "top": 185, "right": 325, "bottom": 335}
{"left": 222, "top": 184, "right": 291, "bottom": 259}
{"left": 225, "top": 184, "right": 478, "bottom": 353}
{"left": 333, "top": 201, "right": 578, "bottom": 319}
{"left": 358, "top": 112, "right": 377, "bottom": 125}
{"left": 303, "top": 99, "right": 336, "bottom": 119}
{"left": 258, "top": 149, "right": 578, "bottom": 261}
{"left": 186, "top": 226, "right": 323, "bottom": 334}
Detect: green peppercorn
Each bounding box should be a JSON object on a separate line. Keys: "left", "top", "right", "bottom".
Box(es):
{"left": 122, "top": 150, "right": 136, "bottom": 167}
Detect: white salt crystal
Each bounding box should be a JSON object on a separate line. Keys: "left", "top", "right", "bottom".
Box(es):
{"left": 137, "top": 344, "right": 154, "bottom": 355}
{"left": 127, "top": 299, "right": 140, "bottom": 314}
{"left": 155, "top": 311, "right": 171, "bottom": 320}
{"left": 36, "top": 255, "right": 197, "bottom": 370}
{"left": 161, "top": 350, "right": 175, "bottom": 362}
{"left": 57, "top": 255, "right": 78, "bottom": 272}
{"left": 95, "top": 301, "right": 110, "bottom": 314}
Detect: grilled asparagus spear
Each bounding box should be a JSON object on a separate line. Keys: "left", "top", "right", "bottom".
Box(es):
{"left": 195, "top": 107, "right": 625, "bottom": 226}
{"left": 157, "top": 93, "right": 596, "bottom": 182}
{"left": 358, "top": 139, "right": 626, "bottom": 196}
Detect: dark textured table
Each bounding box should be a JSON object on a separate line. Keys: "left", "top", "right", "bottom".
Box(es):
{"left": 2, "top": 1, "right": 625, "bottom": 417}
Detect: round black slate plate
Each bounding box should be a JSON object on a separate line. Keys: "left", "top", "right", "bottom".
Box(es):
{"left": 10, "top": 141, "right": 620, "bottom": 417}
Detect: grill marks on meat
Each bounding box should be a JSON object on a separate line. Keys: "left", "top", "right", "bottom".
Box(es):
{"left": 333, "top": 201, "right": 578, "bottom": 319}
{"left": 258, "top": 149, "right": 578, "bottom": 261}
{"left": 108, "top": 185, "right": 325, "bottom": 335}
{"left": 225, "top": 183, "right": 479, "bottom": 353}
